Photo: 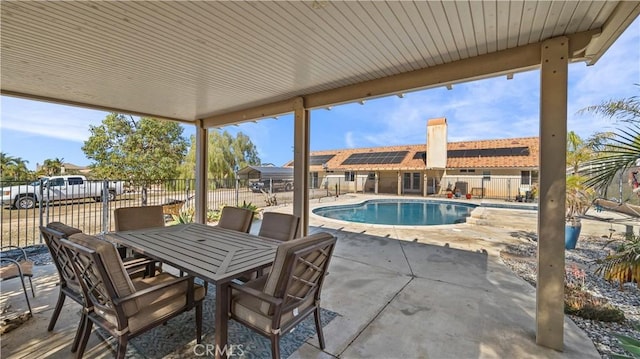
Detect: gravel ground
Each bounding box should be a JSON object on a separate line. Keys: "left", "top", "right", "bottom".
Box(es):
{"left": 500, "top": 234, "right": 640, "bottom": 358}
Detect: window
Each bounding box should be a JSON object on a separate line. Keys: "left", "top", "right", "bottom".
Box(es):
{"left": 460, "top": 169, "right": 476, "bottom": 173}
{"left": 367, "top": 172, "right": 376, "bottom": 180}
{"left": 521, "top": 171, "right": 539, "bottom": 186}
{"left": 309, "top": 172, "right": 319, "bottom": 189}
{"left": 49, "top": 178, "right": 65, "bottom": 187}
{"left": 68, "top": 177, "right": 84, "bottom": 185}
{"left": 344, "top": 172, "right": 355, "bottom": 182}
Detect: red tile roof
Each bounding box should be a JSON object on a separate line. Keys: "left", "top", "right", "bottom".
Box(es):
{"left": 285, "top": 137, "right": 539, "bottom": 171}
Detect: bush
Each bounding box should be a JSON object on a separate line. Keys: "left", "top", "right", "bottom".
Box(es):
{"left": 564, "top": 286, "right": 625, "bottom": 322}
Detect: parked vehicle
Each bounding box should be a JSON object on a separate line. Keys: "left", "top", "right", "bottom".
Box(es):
{"left": 249, "top": 178, "right": 293, "bottom": 193}
{"left": 1, "top": 175, "right": 126, "bottom": 209}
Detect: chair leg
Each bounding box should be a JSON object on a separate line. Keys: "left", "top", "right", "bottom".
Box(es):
{"left": 48, "top": 291, "right": 66, "bottom": 331}
{"left": 18, "top": 275, "right": 32, "bottom": 315}
{"left": 195, "top": 302, "right": 203, "bottom": 344}
{"left": 314, "top": 307, "right": 326, "bottom": 349}
{"left": 27, "top": 276, "right": 35, "bottom": 297}
{"left": 70, "top": 313, "right": 85, "bottom": 353}
{"left": 116, "top": 336, "right": 128, "bottom": 359}
{"left": 76, "top": 316, "right": 93, "bottom": 359}
{"left": 270, "top": 334, "right": 280, "bottom": 359}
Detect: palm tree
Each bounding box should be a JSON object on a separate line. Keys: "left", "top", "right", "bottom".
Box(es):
{"left": 1, "top": 152, "right": 17, "bottom": 180}
{"left": 42, "top": 157, "right": 65, "bottom": 176}
{"left": 579, "top": 92, "right": 640, "bottom": 193}
{"left": 0, "top": 153, "right": 31, "bottom": 181}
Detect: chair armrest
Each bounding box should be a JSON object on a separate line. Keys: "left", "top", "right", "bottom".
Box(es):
{"left": 0, "top": 246, "right": 29, "bottom": 261}
{"left": 229, "top": 281, "right": 283, "bottom": 306}
{"left": 113, "top": 275, "right": 193, "bottom": 305}
{"left": 123, "top": 257, "right": 156, "bottom": 269}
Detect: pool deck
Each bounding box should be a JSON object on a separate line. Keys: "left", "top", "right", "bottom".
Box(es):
{"left": 2, "top": 194, "right": 636, "bottom": 358}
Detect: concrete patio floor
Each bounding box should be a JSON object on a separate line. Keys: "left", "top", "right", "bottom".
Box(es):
{"left": 3, "top": 194, "right": 631, "bottom": 359}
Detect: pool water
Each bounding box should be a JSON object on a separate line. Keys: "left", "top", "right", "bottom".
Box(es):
{"left": 312, "top": 199, "right": 476, "bottom": 226}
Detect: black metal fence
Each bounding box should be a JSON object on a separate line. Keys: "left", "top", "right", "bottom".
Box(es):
{"left": 0, "top": 178, "right": 339, "bottom": 248}
{"left": 3, "top": 175, "right": 637, "bottom": 248}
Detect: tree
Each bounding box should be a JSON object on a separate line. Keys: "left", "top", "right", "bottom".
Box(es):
{"left": 579, "top": 91, "right": 640, "bottom": 194}
{"left": 179, "top": 130, "right": 261, "bottom": 183}
{"left": 83, "top": 113, "right": 188, "bottom": 202}
{"left": 0, "top": 153, "right": 31, "bottom": 181}
{"left": 40, "top": 157, "right": 64, "bottom": 176}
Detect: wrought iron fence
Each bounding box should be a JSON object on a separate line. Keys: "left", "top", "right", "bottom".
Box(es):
{"left": 3, "top": 174, "right": 636, "bottom": 248}
{"left": 0, "top": 178, "right": 337, "bottom": 248}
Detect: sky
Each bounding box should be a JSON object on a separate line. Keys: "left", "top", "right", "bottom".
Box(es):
{"left": 1, "top": 19, "right": 639, "bottom": 171}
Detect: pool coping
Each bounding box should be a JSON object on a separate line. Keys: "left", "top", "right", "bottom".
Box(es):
{"left": 308, "top": 195, "right": 537, "bottom": 229}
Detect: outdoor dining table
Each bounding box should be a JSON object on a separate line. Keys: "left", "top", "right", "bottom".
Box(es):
{"left": 106, "top": 222, "right": 280, "bottom": 359}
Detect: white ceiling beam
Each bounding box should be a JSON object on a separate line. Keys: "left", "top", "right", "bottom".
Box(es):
{"left": 0, "top": 90, "right": 189, "bottom": 124}
{"left": 198, "top": 29, "right": 601, "bottom": 128}
{"left": 582, "top": 1, "right": 640, "bottom": 65}
{"left": 201, "top": 98, "right": 296, "bottom": 128}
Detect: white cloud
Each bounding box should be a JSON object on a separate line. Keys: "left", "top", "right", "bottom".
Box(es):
{"left": 344, "top": 131, "right": 356, "bottom": 148}
{"left": 1, "top": 97, "right": 107, "bottom": 142}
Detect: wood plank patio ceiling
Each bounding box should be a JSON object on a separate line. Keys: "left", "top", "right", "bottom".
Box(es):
{"left": 1, "top": 1, "right": 637, "bottom": 125}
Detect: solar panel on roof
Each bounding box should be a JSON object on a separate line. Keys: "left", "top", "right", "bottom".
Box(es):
{"left": 309, "top": 154, "right": 335, "bottom": 165}
{"left": 341, "top": 151, "right": 408, "bottom": 165}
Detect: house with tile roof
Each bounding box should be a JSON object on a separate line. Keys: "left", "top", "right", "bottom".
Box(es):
{"left": 285, "top": 118, "right": 539, "bottom": 200}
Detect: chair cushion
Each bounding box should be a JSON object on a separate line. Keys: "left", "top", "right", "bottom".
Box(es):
{"left": 132, "top": 273, "right": 206, "bottom": 306}
{"left": 0, "top": 260, "right": 33, "bottom": 280}
{"left": 100, "top": 273, "right": 205, "bottom": 333}
{"left": 67, "top": 233, "right": 138, "bottom": 315}
{"left": 260, "top": 233, "right": 334, "bottom": 314}
{"left": 47, "top": 222, "right": 82, "bottom": 237}
{"left": 231, "top": 275, "right": 314, "bottom": 334}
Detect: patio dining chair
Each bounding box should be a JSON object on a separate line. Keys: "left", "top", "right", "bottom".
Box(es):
{"left": 39, "top": 223, "right": 156, "bottom": 353}
{"left": 61, "top": 233, "right": 204, "bottom": 359}
{"left": 217, "top": 206, "right": 255, "bottom": 233}
{"left": 228, "top": 232, "right": 337, "bottom": 359}
{"left": 39, "top": 223, "right": 82, "bottom": 332}
{"left": 0, "top": 246, "right": 35, "bottom": 316}
{"left": 258, "top": 212, "right": 300, "bottom": 242}
{"left": 114, "top": 205, "right": 165, "bottom": 275}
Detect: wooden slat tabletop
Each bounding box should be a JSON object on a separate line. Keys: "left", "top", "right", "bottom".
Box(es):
{"left": 106, "top": 223, "right": 279, "bottom": 283}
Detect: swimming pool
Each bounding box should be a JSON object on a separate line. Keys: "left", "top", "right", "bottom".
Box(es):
{"left": 312, "top": 199, "right": 477, "bottom": 226}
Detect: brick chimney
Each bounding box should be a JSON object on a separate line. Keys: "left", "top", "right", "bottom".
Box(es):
{"left": 426, "top": 118, "right": 447, "bottom": 169}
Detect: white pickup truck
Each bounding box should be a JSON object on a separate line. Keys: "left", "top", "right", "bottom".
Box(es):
{"left": 1, "top": 175, "right": 125, "bottom": 209}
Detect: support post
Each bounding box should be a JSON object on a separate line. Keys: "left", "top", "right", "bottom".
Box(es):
{"left": 423, "top": 172, "right": 428, "bottom": 197}
{"left": 397, "top": 172, "right": 402, "bottom": 195}
{"left": 536, "top": 36, "right": 568, "bottom": 351}
{"left": 293, "top": 97, "right": 310, "bottom": 236}
{"left": 194, "top": 120, "right": 208, "bottom": 224}
{"left": 374, "top": 172, "right": 379, "bottom": 194}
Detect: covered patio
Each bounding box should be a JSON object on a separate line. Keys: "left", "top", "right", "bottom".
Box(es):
{"left": 2, "top": 1, "right": 639, "bottom": 355}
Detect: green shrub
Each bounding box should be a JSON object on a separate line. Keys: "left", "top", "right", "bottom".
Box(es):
{"left": 564, "top": 286, "right": 625, "bottom": 322}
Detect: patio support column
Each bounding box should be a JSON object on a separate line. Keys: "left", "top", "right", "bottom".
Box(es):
{"left": 374, "top": 172, "right": 379, "bottom": 194}
{"left": 397, "top": 171, "right": 402, "bottom": 195}
{"left": 423, "top": 171, "right": 428, "bottom": 197}
{"left": 293, "top": 97, "right": 310, "bottom": 236}
{"left": 536, "top": 36, "right": 568, "bottom": 351}
{"left": 194, "top": 120, "right": 208, "bottom": 224}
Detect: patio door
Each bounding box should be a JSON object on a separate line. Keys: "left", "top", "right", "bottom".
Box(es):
{"left": 403, "top": 172, "right": 421, "bottom": 193}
